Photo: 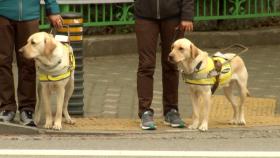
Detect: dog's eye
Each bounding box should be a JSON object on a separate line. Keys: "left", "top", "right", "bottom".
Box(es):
{"left": 179, "top": 47, "right": 184, "bottom": 51}
{"left": 31, "top": 40, "right": 36, "bottom": 45}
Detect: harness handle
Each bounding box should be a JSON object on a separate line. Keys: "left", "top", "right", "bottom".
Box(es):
{"left": 220, "top": 43, "right": 248, "bottom": 56}
{"left": 210, "top": 43, "right": 249, "bottom": 94}
{"left": 49, "top": 25, "right": 71, "bottom": 45}
{"left": 210, "top": 43, "right": 249, "bottom": 69}
{"left": 172, "top": 28, "right": 182, "bottom": 44}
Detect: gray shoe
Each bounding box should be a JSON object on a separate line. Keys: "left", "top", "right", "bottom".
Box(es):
{"left": 20, "top": 111, "right": 36, "bottom": 127}
{"left": 140, "top": 111, "right": 156, "bottom": 130}
{"left": 0, "top": 110, "right": 16, "bottom": 123}
{"left": 164, "top": 109, "right": 185, "bottom": 128}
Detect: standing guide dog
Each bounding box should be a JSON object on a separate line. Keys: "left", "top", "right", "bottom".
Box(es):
{"left": 168, "top": 38, "right": 249, "bottom": 131}
{"left": 20, "top": 32, "right": 75, "bottom": 130}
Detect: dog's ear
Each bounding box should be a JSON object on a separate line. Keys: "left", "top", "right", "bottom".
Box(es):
{"left": 44, "top": 35, "right": 57, "bottom": 57}
{"left": 190, "top": 44, "right": 199, "bottom": 59}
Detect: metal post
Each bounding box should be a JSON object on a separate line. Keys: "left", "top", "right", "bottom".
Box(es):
{"left": 57, "top": 12, "right": 84, "bottom": 115}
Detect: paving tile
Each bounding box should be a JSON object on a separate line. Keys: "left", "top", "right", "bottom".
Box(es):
{"left": 84, "top": 45, "right": 280, "bottom": 119}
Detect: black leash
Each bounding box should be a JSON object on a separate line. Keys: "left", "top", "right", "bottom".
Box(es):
{"left": 172, "top": 28, "right": 182, "bottom": 43}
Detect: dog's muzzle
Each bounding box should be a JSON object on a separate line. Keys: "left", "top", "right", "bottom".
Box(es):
{"left": 168, "top": 55, "right": 177, "bottom": 64}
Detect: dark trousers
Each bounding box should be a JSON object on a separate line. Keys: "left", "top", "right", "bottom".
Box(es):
{"left": 0, "top": 17, "right": 38, "bottom": 112}
{"left": 135, "top": 18, "right": 184, "bottom": 118}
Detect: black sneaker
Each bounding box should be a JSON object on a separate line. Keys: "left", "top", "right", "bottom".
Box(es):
{"left": 0, "top": 110, "right": 16, "bottom": 123}
{"left": 140, "top": 111, "right": 156, "bottom": 130}
{"left": 20, "top": 110, "right": 36, "bottom": 127}
{"left": 164, "top": 109, "right": 185, "bottom": 128}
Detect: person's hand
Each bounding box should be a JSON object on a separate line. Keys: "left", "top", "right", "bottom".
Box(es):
{"left": 48, "top": 15, "right": 63, "bottom": 29}
{"left": 178, "top": 21, "right": 193, "bottom": 32}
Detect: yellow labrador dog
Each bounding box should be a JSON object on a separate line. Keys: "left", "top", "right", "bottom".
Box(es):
{"left": 169, "top": 38, "right": 249, "bottom": 131}
{"left": 20, "top": 32, "right": 75, "bottom": 130}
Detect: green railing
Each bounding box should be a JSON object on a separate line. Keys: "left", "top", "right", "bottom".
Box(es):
{"left": 40, "top": 0, "right": 280, "bottom": 29}
{"left": 40, "top": 3, "right": 134, "bottom": 29}
{"left": 195, "top": 0, "right": 280, "bottom": 20}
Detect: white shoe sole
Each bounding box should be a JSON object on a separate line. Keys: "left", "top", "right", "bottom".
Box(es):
{"left": 140, "top": 123, "right": 157, "bottom": 130}
{"left": 164, "top": 121, "right": 184, "bottom": 128}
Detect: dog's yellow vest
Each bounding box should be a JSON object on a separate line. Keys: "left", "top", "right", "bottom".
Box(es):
{"left": 182, "top": 56, "right": 232, "bottom": 85}
{"left": 39, "top": 44, "right": 75, "bottom": 81}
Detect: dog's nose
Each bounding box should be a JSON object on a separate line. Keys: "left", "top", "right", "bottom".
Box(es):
{"left": 168, "top": 55, "right": 174, "bottom": 62}
{"left": 18, "top": 47, "right": 24, "bottom": 53}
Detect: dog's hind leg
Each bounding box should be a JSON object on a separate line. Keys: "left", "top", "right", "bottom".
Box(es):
{"left": 236, "top": 72, "right": 249, "bottom": 125}
{"left": 223, "top": 81, "right": 239, "bottom": 125}
{"left": 237, "top": 86, "right": 247, "bottom": 126}
{"left": 63, "top": 78, "right": 75, "bottom": 125}
{"left": 230, "top": 57, "right": 249, "bottom": 125}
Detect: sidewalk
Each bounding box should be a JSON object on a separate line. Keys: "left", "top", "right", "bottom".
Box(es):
{"left": 83, "top": 45, "right": 280, "bottom": 119}
{"left": 2, "top": 30, "right": 280, "bottom": 134}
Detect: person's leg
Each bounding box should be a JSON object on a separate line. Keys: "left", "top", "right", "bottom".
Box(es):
{"left": 0, "top": 17, "right": 17, "bottom": 113}
{"left": 159, "top": 18, "right": 183, "bottom": 115}
{"left": 14, "top": 20, "right": 38, "bottom": 113}
{"left": 135, "top": 18, "right": 160, "bottom": 118}
{"left": 159, "top": 18, "right": 185, "bottom": 128}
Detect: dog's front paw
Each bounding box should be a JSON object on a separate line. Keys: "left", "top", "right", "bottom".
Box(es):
{"left": 188, "top": 123, "right": 199, "bottom": 130}
{"left": 64, "top": 118, "right": 75, "bottom": 125}
{"left": 237, "top": 119, "right": 246, "bottom": 126}
{"left": 230, "top": 116, "right": 246, "bottom": 126}
{"left": 34, "top": 118, "right": 40, "bottom": 126}
{"left": 229, "top": 119, "right": 238, "bottom": 125}
{"left": 44, "top": 123, "right": 53, "bottom": 129}
{"left": 198, "top": 124, "right": 208, "bottom": 132}
{"left": 34, "top": 115, "right": 40, "bottom": 125}
{"left": 53, "top": 123, "right": 62, "bottom": 130}
{"left": 188, "top": 119, "right": 199, "bottom": 130}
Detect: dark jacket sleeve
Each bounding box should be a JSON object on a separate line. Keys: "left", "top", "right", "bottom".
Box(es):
{"left": 181, "top": 0, "right": 194, "bottom": 21}
{"left": 44, "top": 0, "right": 60, "bottom": 16}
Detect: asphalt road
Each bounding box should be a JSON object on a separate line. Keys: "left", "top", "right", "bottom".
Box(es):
{"left": 1, "top": 127, "right": 280, "bottom": 158}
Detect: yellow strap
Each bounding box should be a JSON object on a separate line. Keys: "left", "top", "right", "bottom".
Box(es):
{"left": 64, "top": 44, "right": 76, "bottom": 70}
{"left": 39, "top": 71, "right": 71, "bottom": 81}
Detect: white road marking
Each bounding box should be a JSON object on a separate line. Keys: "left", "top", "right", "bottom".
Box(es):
{"left": 0, "top": 150, "right": 280, "bottom": 157}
